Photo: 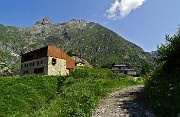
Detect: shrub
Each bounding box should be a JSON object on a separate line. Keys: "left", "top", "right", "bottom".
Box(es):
{"left": 145, "top": 27, "right": 180, "bottom": 117}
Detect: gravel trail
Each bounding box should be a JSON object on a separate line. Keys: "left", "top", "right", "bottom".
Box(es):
{"left": 92, "top": 85, "right": 155, "bottom": 117}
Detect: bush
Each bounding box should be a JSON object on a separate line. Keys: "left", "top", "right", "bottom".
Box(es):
{"left": 145, "top": 27, "right": 180, "bottom": 117}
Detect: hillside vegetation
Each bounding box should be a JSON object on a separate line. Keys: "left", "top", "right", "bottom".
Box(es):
{"left": 145, "top": 28, "right": 180, "bottom": 117}
{"left": 0, "top": 50, "right": 20, "bottom": 76}
{"left": 0, "top": 67, "right": 142, "bottom": 117}
{"left": 0, "top": 17, "right": 154, "bottom": 74}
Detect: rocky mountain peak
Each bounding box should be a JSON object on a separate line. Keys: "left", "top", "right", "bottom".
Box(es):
{"left": 35, "top": 17, "right": 52, "bottom": 26}
{"left": 67, "top": 19, "right": 88, "bottom": 29}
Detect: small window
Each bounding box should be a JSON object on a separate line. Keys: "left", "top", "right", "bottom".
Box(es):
{"left": 24, "top": 64, "right": 26, "bottom": 67}
{"left": 34, "top": 67, "right": 44, "bottom": 74}
{"left": 26, "top": 70, "right": 28, "bottom": 74}
{"left": 21, "top": 65, "right": 22, "bottom": 68}
{"left": 37, "top": 61, "right": 39, "bottom": 65}
{"left": 32, "top": 62, "right": 34, "bottom": 66}
{"left": 30, "top": 63, "right": 32, "bottom": 66}
{"left": 41, "top": 60, "right": 43, "bottom": 64}
{"left": 52, "top": 58, "right": 56, "bottom": 65}
{"left": 24, "top": 71, "right": 26, "bottom": 74}
{"left": 27, "top": 64, "right": 28, "bottom": 67}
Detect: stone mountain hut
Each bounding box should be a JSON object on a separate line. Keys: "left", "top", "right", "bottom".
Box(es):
{"left": 20, "top": 46, "right": 75, "bottom": 76}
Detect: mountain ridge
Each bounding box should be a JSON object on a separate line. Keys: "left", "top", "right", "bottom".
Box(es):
{"left": 0, "top": 17, "right": 155, "bottom": 74}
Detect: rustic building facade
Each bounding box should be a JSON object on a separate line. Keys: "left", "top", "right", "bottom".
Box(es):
{"left": 21, "top": 46, "right": 75, "bottom": 76}
{"left": 111, "top": 64, "right": 138, "bottom": 76}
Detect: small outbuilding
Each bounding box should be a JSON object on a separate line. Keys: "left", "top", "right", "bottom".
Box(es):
{"left": 111, "top": 64, "right": 138, "bottom": 76}
{"left": 75, "top": 62, "right": 85, "bottom": 67}
{"left": 20, "top": 46, "right": 75, "bottom": 76}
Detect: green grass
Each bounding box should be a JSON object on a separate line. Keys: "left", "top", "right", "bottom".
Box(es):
{"left": 0, "top": 75, "right": 58, "bottom": 117}
{"left": 0, "top": 67, "right": 142, "bottom": 117}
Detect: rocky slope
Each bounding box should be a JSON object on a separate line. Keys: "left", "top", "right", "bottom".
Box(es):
{"left": 0, "top": 50, "right": 20, "bottom": 76}
{"left": 0, "top": 17, "right": 155, "bottom": 73}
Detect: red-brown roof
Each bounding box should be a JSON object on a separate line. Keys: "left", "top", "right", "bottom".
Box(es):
{"left": 47, "top": 46, "right": 75, "bottom": 69}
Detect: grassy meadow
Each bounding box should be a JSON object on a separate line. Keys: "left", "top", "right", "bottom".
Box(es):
{"left": 0, "top": 67, "right": 142, "bottom": 117}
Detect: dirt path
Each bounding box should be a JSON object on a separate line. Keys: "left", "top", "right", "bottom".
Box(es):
{"left": 92, "top": 85, "right": 155, "bottom": 117}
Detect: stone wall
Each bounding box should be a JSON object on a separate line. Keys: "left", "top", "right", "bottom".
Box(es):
{"left": 47, "top": 57, "right": 67, "bottom": 76}
{"left": 20, "top": 57, "right": 48, "bottom": 75}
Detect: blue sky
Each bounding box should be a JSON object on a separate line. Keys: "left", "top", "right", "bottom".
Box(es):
{"left": 0, "top": 0, "right": 180, "bottom": 52}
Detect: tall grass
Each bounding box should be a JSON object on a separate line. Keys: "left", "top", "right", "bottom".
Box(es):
{"left": 0, "top": 75, "right": 58, "bottom": 117}
{"left": 0, "top": 67, "right": 142, "bottom": 117}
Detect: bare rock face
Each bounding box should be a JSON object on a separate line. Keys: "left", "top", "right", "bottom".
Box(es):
{"left": 35, "top": 17, "right": 52, "bottom": 26}
{"left": 67, "top": 19, "right": 88, "bottom": 29}
{"left": 31, "top": 17, "right": 53, "bottom": 34}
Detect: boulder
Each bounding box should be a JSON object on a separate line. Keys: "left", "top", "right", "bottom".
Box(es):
{"left": 35, "top": 17, "right": 52, "bottom": 25}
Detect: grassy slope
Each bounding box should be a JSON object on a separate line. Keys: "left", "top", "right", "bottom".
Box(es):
{"left": 0, "top": 75, "right": 57, "bottom": 117}
{"left": 0, "top": 67, "right": 142, "bottom": 117}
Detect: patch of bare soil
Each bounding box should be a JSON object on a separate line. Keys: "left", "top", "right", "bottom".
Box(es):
{"left": 92, "top": 85, "right": 155, "bottom": 117}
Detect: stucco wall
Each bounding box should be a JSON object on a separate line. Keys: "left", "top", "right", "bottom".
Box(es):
{"left": 76, "top": 63, "right": 84, "bottom": 66}
{"left": 47, "top": 57, "right": 67, "bottom": 76}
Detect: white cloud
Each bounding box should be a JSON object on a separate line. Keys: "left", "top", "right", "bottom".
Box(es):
{"left": 106, "top": 0, "right": 146, "bottom": 20}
